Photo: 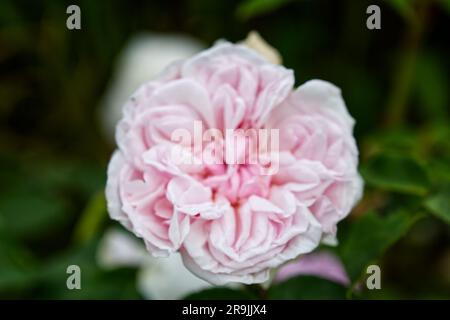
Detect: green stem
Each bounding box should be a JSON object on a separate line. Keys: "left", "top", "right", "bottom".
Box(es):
{"left": 384, "top": 3, "right": 428, "bottom": 127}
{"left": 245, "top": 284, "right": 268, "bottom": 299}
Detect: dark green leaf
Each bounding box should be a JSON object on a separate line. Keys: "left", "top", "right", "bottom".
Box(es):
{"left": 361, "top": 154, "right": 430, "bottom": 196}
{"left": 338, "top": 211, "right": 421, "bottom": 284}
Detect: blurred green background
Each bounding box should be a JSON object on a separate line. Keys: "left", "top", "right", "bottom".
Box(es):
{"left": 0, "top": 0, "right": 449, "bottom": 299}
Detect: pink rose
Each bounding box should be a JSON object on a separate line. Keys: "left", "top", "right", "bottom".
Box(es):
{"left": 106, "top": 41, "right": 362, "bottom": 285}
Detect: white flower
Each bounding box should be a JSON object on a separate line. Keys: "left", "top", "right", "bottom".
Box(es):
{"left": 99, "top": 33, "right": 205, "bottom": 141}
{"left": 97, "top": 228, "right": 211, "bottom": 300}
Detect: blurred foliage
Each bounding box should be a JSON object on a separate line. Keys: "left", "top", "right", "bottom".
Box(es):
{"left": 236, "top": 0, "right": 293, "bottom": 20}
{"left": 268, "top": 276, "right": 347, "bottom": 299}
{"left": 0, "top": 0, "right": 449, "bottom": 299}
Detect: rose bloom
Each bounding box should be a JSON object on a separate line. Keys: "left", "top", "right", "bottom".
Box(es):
{"left": 106, "top": 40, "right": 363, "bottom": 285}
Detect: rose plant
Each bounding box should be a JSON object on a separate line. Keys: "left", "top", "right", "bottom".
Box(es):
{"left": 106, "top": 40, "right": 362, "bottom": 285}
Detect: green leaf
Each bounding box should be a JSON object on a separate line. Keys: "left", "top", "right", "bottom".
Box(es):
{"left": 268, "top": 276, "right": 347, "bottom": 299}
{"left": 338, "top": 211, "right": 421, "bottom": 284}
{"left": 236, "top": 0, "right": 293, "bottom": 20}
{"left": 424, "top": 188, "right": 450, "bottom": 224}
{"left": 361, "top": 154, "right": 430, "bottom": 196}
{"left": 184, "top": 287, "right": 256, "bottom": 300}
